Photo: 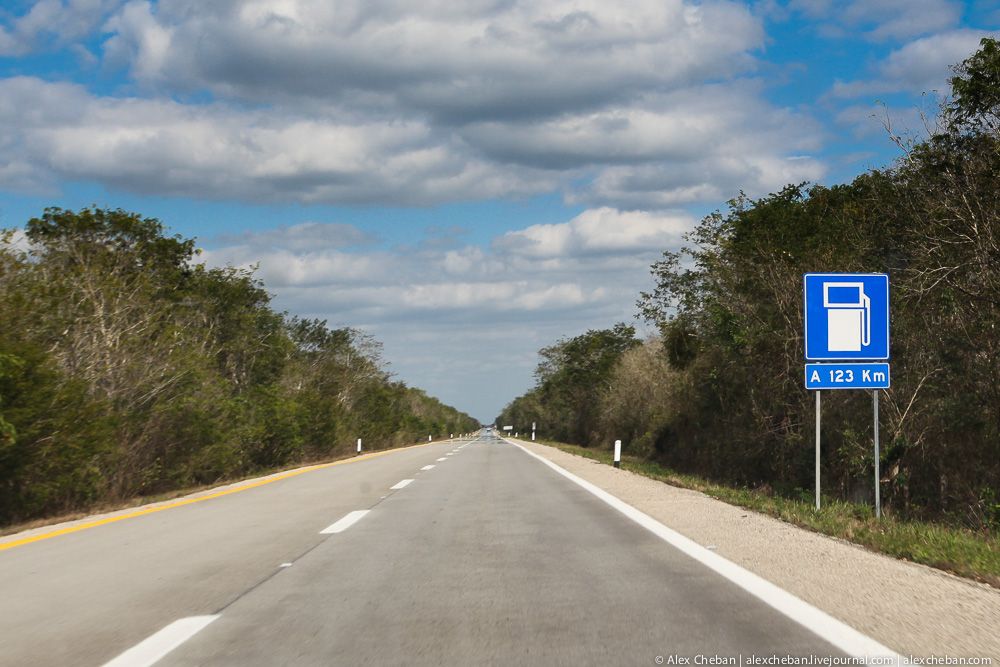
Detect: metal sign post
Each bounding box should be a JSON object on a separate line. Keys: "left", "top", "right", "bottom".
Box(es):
{"left": 874, "top": 389, "right": 880, "bottom": 518}
{"left": 815, "top": 391, "right": 821, "bottom": 510}
{"left": 803, "top": 273, "right": 890, "bottom": 517}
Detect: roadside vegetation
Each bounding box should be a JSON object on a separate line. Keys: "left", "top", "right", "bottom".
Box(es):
{"left": 0, "top": 209, "right": 478, "bottom": 526}
{"left": 498, "top": 39, "right": 1000, "bottom": 547}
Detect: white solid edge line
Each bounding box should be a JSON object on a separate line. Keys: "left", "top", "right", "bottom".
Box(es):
{"left": 506, "top": 439, "right": 908, "bottom": 665}
{"left": 320, "top": 509, "right": 370, "bottom": 534}
{"left": 390, "top": 479, "right": 413, "bottom": 490}
{"left": 102, "top": 615, "right": 219, "bottom": 667}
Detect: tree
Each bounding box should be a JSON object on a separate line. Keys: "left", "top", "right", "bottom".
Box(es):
{"left": 948, "top": 37, "right": 1000, "bottom": 133}
{"left": 0, "top": 354, "right": 20, "bottom": 450}
{"left": 0, "top": 338, "right": 113, "bottom": 524}
{"left": 498, "top": 324, "right": 639, "bottom": 445}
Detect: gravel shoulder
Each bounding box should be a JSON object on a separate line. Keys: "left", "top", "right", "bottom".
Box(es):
{"left": 516, "top": 439, "right": 1000, "bottom": 660}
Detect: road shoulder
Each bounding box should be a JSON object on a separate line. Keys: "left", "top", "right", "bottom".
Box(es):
{"left": 515, "top": 439, "right": 1000, "bottom": 660}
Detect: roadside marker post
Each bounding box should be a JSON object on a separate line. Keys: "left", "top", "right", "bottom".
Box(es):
{"left": 532, "top": 422, "right": 536, "bottom": 442}
{"left": 613, "top": 440, "right": 622, "bottom": 468}
{"left": 803, "top": 273, "right": 889, "bottom": 516}
{"left": 357, "top": 438, "right": 362, "bottom": 454}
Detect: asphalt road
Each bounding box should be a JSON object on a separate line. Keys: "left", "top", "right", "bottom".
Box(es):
{"left": 0, "top": 433, "right": 849, "bottom": 666}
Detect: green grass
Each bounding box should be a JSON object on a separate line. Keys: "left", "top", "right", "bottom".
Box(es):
{"left": 537, "top": 439, "right": 1000, "bottom": 588}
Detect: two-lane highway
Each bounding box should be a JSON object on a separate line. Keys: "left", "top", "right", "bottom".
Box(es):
{"left": 1, "top": 432, "right": 870, "bottom": 666}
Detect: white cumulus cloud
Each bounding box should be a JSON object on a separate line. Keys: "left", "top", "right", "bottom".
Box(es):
{"left": 0, "top": 0, "right": 124, "bottom": 56}
{"left": 830, "top": 29, "right": 998, "bottom": 99}
{"left": 0, "top": 76, "right": 555, "bottom": 205}
{"left": 494, "top": 208, "right": 692, "bottom": 258}
{"left": 787, "top": 0, "right": 963, "bottom": 41}
{"left": 0, "top": 1, "right": 836, "bottom": 211}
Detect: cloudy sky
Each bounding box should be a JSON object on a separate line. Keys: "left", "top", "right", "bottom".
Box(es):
{"left": 1, "top": 1, "right": 997, "bottom": 421}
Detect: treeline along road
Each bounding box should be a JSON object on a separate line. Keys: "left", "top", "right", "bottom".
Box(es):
{"left": 0, "top": 208, "right": 478, "bottom": 526}
{"left": 498, "top": 39, "right": 1000, "bottom": 533}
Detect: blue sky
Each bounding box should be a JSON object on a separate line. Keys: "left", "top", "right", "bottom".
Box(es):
{"left": 1, "top": 1, "right": 997, "bottom": 421}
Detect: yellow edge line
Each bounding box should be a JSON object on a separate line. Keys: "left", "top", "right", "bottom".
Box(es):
{"left": 0, "top": 442, "right": 438, "bottom": 552}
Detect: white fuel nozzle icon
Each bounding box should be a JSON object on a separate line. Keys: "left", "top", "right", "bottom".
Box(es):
{"left": 823, "top": 282, "right": 870, "bottom": 351}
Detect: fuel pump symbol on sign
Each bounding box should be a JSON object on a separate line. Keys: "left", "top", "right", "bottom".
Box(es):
{"left": 823, "top": 282, "right": 870, "bottom": 352}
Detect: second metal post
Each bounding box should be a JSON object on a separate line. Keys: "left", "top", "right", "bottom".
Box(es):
{"left": 874, "top": 389, "right": 881, "bottom": 518}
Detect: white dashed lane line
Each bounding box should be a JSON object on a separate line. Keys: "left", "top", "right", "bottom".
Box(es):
{"left": 103, "top": 443, "right": 485, "bottom": 666}
{"left": 320, "top": 510, "right": 370, "bottom": 535}
{"left": 101, "top": 616, "right": 219, "bottom": 667}
{"left": 110, "top": 442, "right": 479, "bottom": 666}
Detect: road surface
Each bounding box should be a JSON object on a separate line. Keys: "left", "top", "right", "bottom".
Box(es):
{"left": 1, "top": 432, "right": 855, "bottom": 666}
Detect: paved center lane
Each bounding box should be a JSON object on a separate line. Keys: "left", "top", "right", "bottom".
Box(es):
{"left": 161, "top": 438, "right": 843, "bottom": 666}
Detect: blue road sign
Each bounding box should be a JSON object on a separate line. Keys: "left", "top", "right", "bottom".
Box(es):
{"left": 805, "top": 363, "right": 890, "bottom": 390}
{"left": 804, "top": 273, "right": 889, "bottom": 360}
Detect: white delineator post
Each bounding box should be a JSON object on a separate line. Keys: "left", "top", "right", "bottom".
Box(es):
{"left": 357, "top": 438, "right": 362, "bottom": 454}
{"left": 613, "top": 439, "right": 622, "bottom": 468}
{"left": 428, "top": 435, "right": 432, "bottom": 442}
